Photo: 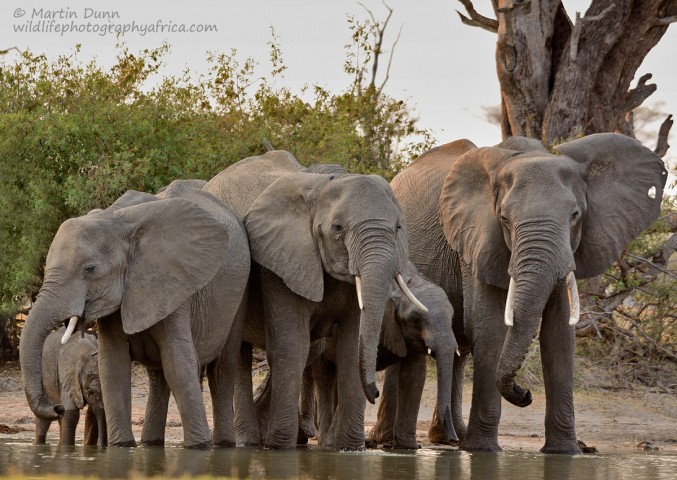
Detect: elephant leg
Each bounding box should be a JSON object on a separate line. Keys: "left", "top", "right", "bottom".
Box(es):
{"left": 429, "top": 350, "right": 467, "bottom": 444}
{"left": 369, "top": 362, "right": 399, "bottom": 445}
{"left": 98, "top": 318, "right": 135, "bottom": 447}
{"left": 234, "top": 342, "right": 260, "bottom": 446}
{"left": 261, "top": 277, "right": 310, "bottom": 449}
{"left": 311, "top": 354, "right": 337, "bottom": 447}
{"left": 539, "top": 281, "right": 581, "bottom": 454}
{"left": 140, "top": 368, "right": 170, "bottom": 446}
{"left": 151, "top": 310, "right": 212, "bottom": 449}
{"left": 59, "top": 409, "right": 80, "bottom": 445}
{"left": 253, "top": 367, "right": 272, "bottom": 441}
{"left": 297, "top": 364, "right": 316, "bottom": 444}
{"left": 34, "top": 417, "right": 51, "bottom": 445}
{"left": 460, "top": 274, "right": 506, "bottom": 452}
{"left": 333, "top": 316, "right": 367, "bottom": 450}
{"left": 84, "top": 406, "right": 98, "bottom": 446}
{"left": 95, "top": 405, "right": 108, "bottom": 446}
{"left": 392, "top": 354, "right": 426, "bottom": 449}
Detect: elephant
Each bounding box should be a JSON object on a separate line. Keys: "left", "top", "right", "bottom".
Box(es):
{"left": 20, "top": 180, "right": 251, "bottom": 448}
{"left": 203, "top": 151, "right": 435, "bottom": 449}
{"left": 35, "top": 327, "right": 106, "bottom": 446}
{"left": 306, "top": 262, "right": 458, "bottom": 449}
{"left": 390, "top": 133, "right": 667, "bottom": 453}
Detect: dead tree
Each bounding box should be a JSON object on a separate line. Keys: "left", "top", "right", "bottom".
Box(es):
{"left": 457, "top": 0, "right": 677, "bottom": 146}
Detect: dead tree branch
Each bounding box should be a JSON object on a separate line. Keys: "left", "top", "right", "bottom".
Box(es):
{"left": 0, "top": 47, "right": 20, "bottom": 55}
{"left": 379, "top": 24, "right": 403, "bottom": 91}
{"left": 359, "top": 0, "right": 395, "bottom": 90}
{"left": 656, "top": 15, "right": 677, "bottom": 26}
{"left": 655, "top": 114, "right": 673, "bottom": 157}
{"left": 570, "top": 5, "right": 615, "bottom": 62}
{"left": 625, "top": 73, "right": 657, "bottom": 112}
{"left": 456, "top": 0, "right": 498, "bottom": 33}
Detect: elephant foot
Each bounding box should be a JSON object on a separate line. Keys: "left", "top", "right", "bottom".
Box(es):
{"left": 213, "top": 439, "right": 236, "bottom": 448}
{"left": 140, "top": 439, "right": 165, "bottom": 447}
{"left": 459, "top": 434, "right": 501, "bottom": 452}
{"left": 368, "top": 423, "right": 393, "bottom": 445}
{"left": 383, "top": 439, "right": 420, "bottom": 450}
{"left": 428, "top": 423, "right": 458, "bottom": 446}
{"left": 110, "top": 440, "right": 138, "bottom": 448}
{"left": 185, "top": 440, "right": 213, "bottom": 450}
{"left": 540, "top": 440, "right": 583, "bottom": 455}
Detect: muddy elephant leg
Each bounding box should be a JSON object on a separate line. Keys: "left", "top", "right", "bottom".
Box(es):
{"left": 460, "top": 273, "right": 506, "bottom": 452}
{"left": 140, "top": 368, "right": 170, "bottom": 446}
{"left": 369, "top": 363, "right": 399, "bottom": 445}
{"left": 151, "top": 310, "right": 212, "bottom": 449}
{"left": 84, "top": 406, "right": 98, "bottom": 445}
{"left": 333, "top": 316, "right": 367, "bottom": 450}
{"left": 59, "top": 409, "right": 80, "bottom": 445}
{"left": 540, "top": 280, "right": 581, "bottom": 454}
{"left": 311, "top": 353, "right": 337, "bottom": 447}
{"left": 34, "top": 417, "right": 51, "bottom": 445}
{"left": 392, "top": 353, "right": 426, "bottom": 449}
{"left": 234, "top": 342, "right": 260, "bottom": 446}
{"left": 98, "top": 317, "right": 135, "bottom": 447}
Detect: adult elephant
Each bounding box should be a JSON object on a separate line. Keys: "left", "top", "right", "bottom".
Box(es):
{"left": 20, "top": 181, "right": 250, "bottom": 448}
{"left": 390, "top": 133, "right": 667, "bottom": 453}
{"left": 203, "top": 151, "right": 432, "bottom": 449}
{"left": 35, "top": 327, "right": 106, "bottom": 446}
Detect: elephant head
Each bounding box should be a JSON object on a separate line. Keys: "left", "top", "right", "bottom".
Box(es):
{"left": 243, "top": 172, "right": 426, "bottom": 403}
{"left": 20, "top": 184, "right": 234, "bottom": 420}
{"left": 380, "top": 264, "right": 458, "bottom": 442}
{"left": 439, "top": 133, "right": 667, "bottom": 406}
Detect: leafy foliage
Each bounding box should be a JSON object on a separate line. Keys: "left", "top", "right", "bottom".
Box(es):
{"left": 0, "top": 18, "right": 433, "bottom": 316}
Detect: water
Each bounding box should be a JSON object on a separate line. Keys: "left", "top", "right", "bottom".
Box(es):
{"left": 1, "top": 440, "right": 676, "bottom": 479}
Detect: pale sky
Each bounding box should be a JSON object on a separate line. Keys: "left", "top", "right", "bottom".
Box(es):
{"left": 1, "top": 0, "right": 675, "bottom": 187}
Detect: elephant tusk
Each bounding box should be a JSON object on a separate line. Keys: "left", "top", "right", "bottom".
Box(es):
{"left": 504, "top": 277, "right": 515, "bottom": 327}
{"left": 566, "top": 272, "right": 580, "bottom": 326}
{"left": 395, "top": 273, "right": 429, "bottom": 313}
{"left": 355, "top": 276, "right": 364, "bottom": 310}
{"left": 61, "top": 316, "right": 78, "bottom": 344}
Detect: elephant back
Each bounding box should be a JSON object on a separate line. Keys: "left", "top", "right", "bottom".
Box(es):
{"left": 204, "top": 150, "right": 305, "bottom": 220}
{"left": 391, "top": 140, "right": 475, "bottom": 288}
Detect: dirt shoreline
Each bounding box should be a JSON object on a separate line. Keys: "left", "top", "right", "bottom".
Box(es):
{"left": 1, "top": 361, "right": 675, "bottom": 453}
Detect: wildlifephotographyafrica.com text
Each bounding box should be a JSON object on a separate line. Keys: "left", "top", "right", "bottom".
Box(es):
{"left": 12, "top": 7, "right": 217, "bottom": 37}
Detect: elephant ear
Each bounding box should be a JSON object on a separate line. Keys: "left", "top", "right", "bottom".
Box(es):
{"left": 555, "top": 133, "right": 668, "bottom": 277}
{"left": 439, "top": 147, "right": 519, "bottom": 289}
{"left": 380, "top": 298, "right": 407, "bottom": 357}
{"left": 495, "top": 136, "right": 548, "bottom": 153}
{"left": 114, "top": 198, "right": 231, "bottom": 334}
{"left": 244, "top": 173, "right": 332, "bottom": 302}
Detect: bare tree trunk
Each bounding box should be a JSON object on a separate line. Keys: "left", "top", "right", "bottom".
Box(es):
{"left": 458, "top": 0, "right": 677, "bottom": 145}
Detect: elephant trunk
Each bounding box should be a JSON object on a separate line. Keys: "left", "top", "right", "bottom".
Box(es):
{"left": 433, "top": 346, "right": 457, "bottom": 443}
{"left": 20, "top": 298, "right": 67, "bottom": 420}
{"left": 352, "top": 226, "right": 400, "bottom": 404}
{"left": 497, "top": 221, "right": 572, "bottom": 407}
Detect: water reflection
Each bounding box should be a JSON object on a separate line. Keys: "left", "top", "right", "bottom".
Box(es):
{"left": 1, "top": 440, "right": 676, "bottom": 479}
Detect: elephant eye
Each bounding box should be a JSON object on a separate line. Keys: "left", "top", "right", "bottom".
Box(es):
{"left": 500, "top": 214, "right": 509, "bottom": 225}
{"left": 331, "top": 224, "right": 343, "bottom": 234}
{"left": 84, "top": 265, "right": 96, "bottom": 274}
{"left": 571, "top": 210, "right": 580, "bottom": 221}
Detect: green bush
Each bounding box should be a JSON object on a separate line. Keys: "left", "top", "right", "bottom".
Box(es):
{"left": 0, "top": 22, "right": 433, "bottom": 315}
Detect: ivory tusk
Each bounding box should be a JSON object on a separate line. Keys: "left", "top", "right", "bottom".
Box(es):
{"left": 355, "top": 276, "right": 364, "bottom": 310}
{"left": 504, "top": 277, "right": 515, "bottom": 327}
{"left": 396, "top": 273, "right": 429, "bottom": 313}
{"left": 566, "top": 272, "right": 580, "bottom": 326}
{"left": 61, "top": 316, "right": 78, "bottom": 344}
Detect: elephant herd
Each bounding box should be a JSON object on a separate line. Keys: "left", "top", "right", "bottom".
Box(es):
{"left": 20, "top": 133, "right": 667, "bottom": 455}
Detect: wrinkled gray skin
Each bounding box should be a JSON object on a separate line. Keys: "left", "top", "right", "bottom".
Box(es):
{"left": 303, "top": 263, "right": 458, "bottom": 449}
{"left": 204, "top": 152, "right": 416, "bottom": 449}
{"left": 20, "top": 181, "right": 250, "bottom": 448}
{"left": 36, "top": 327, "right": 106, "bottom": 446}
{"left": 391, "top": 133, "right": 667, "bottom": 453}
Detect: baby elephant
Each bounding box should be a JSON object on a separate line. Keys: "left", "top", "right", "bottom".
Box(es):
{"left": 34, "top": 327, "right": 106, "bottom": 445}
